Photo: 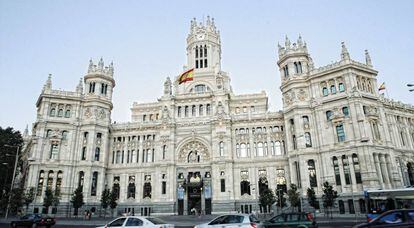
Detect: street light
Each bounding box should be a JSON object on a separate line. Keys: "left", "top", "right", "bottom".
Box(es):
{"left": 3, "top": 144, "right": 20, "bottom": 219}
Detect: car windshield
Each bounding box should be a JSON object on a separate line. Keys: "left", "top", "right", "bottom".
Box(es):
{"left": 109, "top": 218, "right": 126, "bottom": 227}
{"left": 249, "top": 215, "right": 259, "bottom": 223}
{"left": 146, "top": 217, "right": 166, "bottom": 224}
{"left": 209, "top": 216, "right": 227, "bottom": 225}
{"left": 269, "top": 215, "right": 285, "bottom": 223}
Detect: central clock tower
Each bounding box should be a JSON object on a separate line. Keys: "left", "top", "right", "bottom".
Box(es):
{"left": 186, "top": 16, "right": 221, "bottom": 73}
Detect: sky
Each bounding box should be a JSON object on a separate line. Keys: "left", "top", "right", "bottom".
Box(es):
{"left": 1, "top": 0, "right": 413, "bottom": 133}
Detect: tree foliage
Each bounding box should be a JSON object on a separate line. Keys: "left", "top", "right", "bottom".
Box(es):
{"left": 9, "top": 187, "right": 24, "bottom": 215}
{"left": 287, "top": 184, "right": 301, "bottom": 211}
{"left": 71, "top": 186, "right": 84, "bottom": 215}
{"left": 0, "top": 127, "right": 23, "bottom": 201}
{"left": 306, "top": 187, "right": 318, "bottom": 209}
{"left": 100, "top": 189, "right": 111, "bottom": 217}
{"left": 259, "top": 188, "right": 276, "bottom": 208}
{"left": 24, "top": 187, "right": 35, "bottom": 210}
{"left": 109, "top": 189, "right": 118, "bottom": 216}
{"left": 322, "top": 181, "right": 338, "bottom": 218}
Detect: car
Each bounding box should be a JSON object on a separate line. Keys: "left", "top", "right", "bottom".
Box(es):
{"left": 96, "top": 216, "right": 174, "bottom": 228}
{"left": 10, "top": 214, "right": 56, "bottom": 228}
{"left": 194, "top": 214, "right": 260, "bottom": 228}
{"left": 258, "top": 212, "right": 317, "bottom": 228}
{"left": 353, "top": 209, "right": 414, "bottom": 228}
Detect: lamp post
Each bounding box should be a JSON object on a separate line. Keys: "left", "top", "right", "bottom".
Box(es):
{"left": 3, "top": 144, "right": 20, "bottom": 219}
{"left": 408, "top": 83, "right": 414, "bottom": 92}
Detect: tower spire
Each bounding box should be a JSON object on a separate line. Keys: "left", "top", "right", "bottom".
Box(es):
{"left": 365, "top": 49, "right": 372, "bottom": 67}
{"left": 341, "top": 42, "right": 350, "bottom": 61}
{"left": 285, "top": 35, "right": 291, "bottom": 48}
{"left": 43, "top": 74, "right": 52, "bottom": 92}
{"left": 76, "top": 77, "right": 83, "bottom": 93}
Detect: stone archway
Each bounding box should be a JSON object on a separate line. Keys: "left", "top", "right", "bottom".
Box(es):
{"left": 177, "top": 140, "right": 210, "bottom": 163}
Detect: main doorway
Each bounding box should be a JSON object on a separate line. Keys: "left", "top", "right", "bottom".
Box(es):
{"left": 188, "top": 185, "right": 202, "bottom": 215}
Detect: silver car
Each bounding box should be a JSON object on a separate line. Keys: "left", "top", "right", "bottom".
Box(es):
{"left": 96, "top": 216, "right": 174, "bottom": 228}
{"left": 195, "top": 214, "right": 259, "bottom": 228}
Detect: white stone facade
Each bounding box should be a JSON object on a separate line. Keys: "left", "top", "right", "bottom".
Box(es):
{"left": 25, "top": 18, "right": 414, "bottom": 216}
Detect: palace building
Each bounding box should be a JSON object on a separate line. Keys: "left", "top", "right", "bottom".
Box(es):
{"left": 24, "top": 17, "right": 414, "bottom": 216}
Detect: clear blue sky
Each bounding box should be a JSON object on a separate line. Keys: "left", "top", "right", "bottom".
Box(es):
{"left": 1, "top": 0, "right": 413, "bottom": 132}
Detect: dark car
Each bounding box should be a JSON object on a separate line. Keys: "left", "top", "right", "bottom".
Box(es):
{"left": 259, "top": 212, "right": 317, "bottom": 228}
{"left": 10, "top": 214, "right": 56, "bottom": 228}
{"left": 353, "top": 209, "right": 414, "bottom": 228}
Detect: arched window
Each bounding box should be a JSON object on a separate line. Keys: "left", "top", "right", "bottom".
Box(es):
{"left": 333, "top": 156, "right": 341, "bottom": 185}
{"left": 199, "top": 105, "right": 203, "bottom": 116}
{"left": 294, "top": 62, "right": 298, "bottom": 74}
{"left": 305, "top": 132, "right": 312, "bottom": 147}
{"left": 185, "top": 106, "right": 189, "bottom": 117}
{"left": 342, "top": 155, "right": 351, "bottom": 184}
{"left": 339, "top": 200, "right": 345, "bottom": 214}
{"left": 94, "top": 147, "right": 100, "bottom": 161}
{"left": 407, "top": 163, "right": 414, "bottom": 186}
{"left": 57, "top": 109, "right": 63, "bottom": 117}
{"left": 143, "top": 183, "right": 152, "bottom": 198}
{"left": 62, "top": 131, "right": 68, "bottom": 140}
{"left": 292, "top": 135, "right": 297, "bottom": 150}
{"left": 81, "top": 146, "right": 87, "bottom": 160}
{"left": 271, "top": 141, "right": 275, "bottom": 155}
{"left": 298, "top": 62, "right": 302, "bottom": 73}
{"left": 206, "top": 104, "right": 211, "bottom": 115}
{"left": 219, "top": 142, "right": 224, "bottom": 157}
{"left": 256, "top": 142, "right": 264, "bottom": 156}
{"left": 195, "top": 46, "right": 199, "bottom": 58}
{"left": 78, "top": 171, "right": 84, "bottom": 191}
{"left": 204, "top": 45, "right": 207, "bottom": 57}
{"left": 50, "top": 142, "right": 59, "bottom": 159}
{"left": 37, "top": 170, "right": 44, "bottom": 196}
{"left": 342, "top": 107, "right": 350, "bottom": 116}
{"left": 339, "top": 83, "right": 345, "bottom": 92}
{"left": 240, "top": 180, "right": 251, "bottom": 195}
{"left": 112, "top": 177, "right": 120, "bottom": 199}
{"left": 177, "top": 107, "right": 181, "bottom": 117}
{"left": 91, "top": 172, "right": 98, "bottom": 196}
{"left": 237, "top": 143, "right": 246, "bottom": 157}
{"left": 50, "top": 108, "right": 56, "bottom": 117}
{"left": 283, "top": 65, "right": 289, "bottom": 77}
{"left": 275, "top": 141, "right": 282, "bottom": 155}
{"left": 308, "top": 160, "right": 317, "bottom": 187}
{"left": 336, "top": 124, "right": 346, "bottom": 142}
{"left": 326, "top": 111, "right": 333, "bottom": 120}
{"left": 330, "top": 85, "right": 337, "bottom": 94}
{"left": 47, "top": 170, "right": 54, "bottom": 189}
{"left": 352, "top": 154, "right": 362, "bottom": 184}
{"left": 322, "top": 87, "right": 329, "bottom": 96}
{"left": 55, "top": 171, "right": 63, "bottom": 196}
{"left": 128, "top": 176, "right": 136, "bottom": 198}
{"left": 162, "top": 145, "right": 167, "bottom": 160}
{"left": 65, "top": 109, "right": 71, "bottom": 118}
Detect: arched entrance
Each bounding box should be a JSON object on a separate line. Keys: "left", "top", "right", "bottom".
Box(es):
{"left": 176, "top": 139, "right": 212, "bottom": 215}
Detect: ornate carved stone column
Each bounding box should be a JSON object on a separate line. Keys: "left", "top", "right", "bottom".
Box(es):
{"left": 379, "top": 154, "right": 390, "bottom": 187}
{"left": 373, "top": 153, "right": 384, "bottom": 188}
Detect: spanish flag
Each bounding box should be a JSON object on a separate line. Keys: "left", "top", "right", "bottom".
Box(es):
{"left": 178, "top": 68, "right": 194, "bottom": 84}
{"left": 378, "top": 82, "right": 386, "bottom": 91}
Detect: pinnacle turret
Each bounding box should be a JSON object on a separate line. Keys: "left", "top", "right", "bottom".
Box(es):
{"left": 278, "top": 35, "right": 308, "bottom": 58}
{"left": 365, "top": 49, "right": 372, "bottom": 67}
{"left": 87, "top": 58, "right": 114, "bottom": 77}
{"left": 76, "top": 77, "right": 83, "bottom": 93}
{"left": 42, "top": 74, "right": 52, "bottom": 92}
{"left": 341, "top": 42, "right": 350, "bottom": 61}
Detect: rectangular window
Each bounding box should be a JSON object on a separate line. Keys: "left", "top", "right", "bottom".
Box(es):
{"left": 336, "top": 124, "right": 346, "bottom": 142}
{"left": 220, "top": 179, "right": 225, "bottom": 192}
{"left": 162, "top": 181, "right": 166, "bottom": 194}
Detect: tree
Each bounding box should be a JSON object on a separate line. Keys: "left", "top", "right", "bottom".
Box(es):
{"left": 24, "top": 187, "right": 35, "bottom": 212}
{"left": 43, "top": 188, "right": 54, "bottom": 214}
{"left": 306, "top": 187, "right": 318, "bottom": 209}
{"left": 109, "top": 190, "right": 118, "bottom": 217}
{"left": 0, "top": 127, "right": 23, "bottom": 214}
{"left": 321, "top": 181, "right": 338, "bottom": 218}
{"left": 287, "top": 184, "right": 301, "bottom": 212}
{"left": 71, "top": 186, "right": 84, "bottom": 216}
{"left": 100, "top": 189, "right": 111, "bottom": 218}
{"left": 275, "top": 189, "right": 287, "bottom": 208}
{"left": 259, "top": 188, "right": 275, "bottom": 213}
{"left": 9, "top": 187, "right": 24, "bottom": 215}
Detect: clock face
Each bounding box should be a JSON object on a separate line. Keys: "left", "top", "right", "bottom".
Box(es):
{"left": 197, "top": 34, "right": 205, "bottom": 40}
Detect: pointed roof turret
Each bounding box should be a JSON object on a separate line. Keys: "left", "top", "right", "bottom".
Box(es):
{"left": 23, "top": 124, "right": 29, "bottom": 138}
{"left": 42, "top": 74, "right": 52, "bottom": 92}
{"left": 285, "top": 35, "right": 291, "bottom": 48}
{"left": 341, "top": 42, "right": 350, "bottom": 61}
{"left": 365, "top": 49, "right": 372, "bottom": 67}
{"left": 76, "top": 77, "right": 83, "bottom": 93}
